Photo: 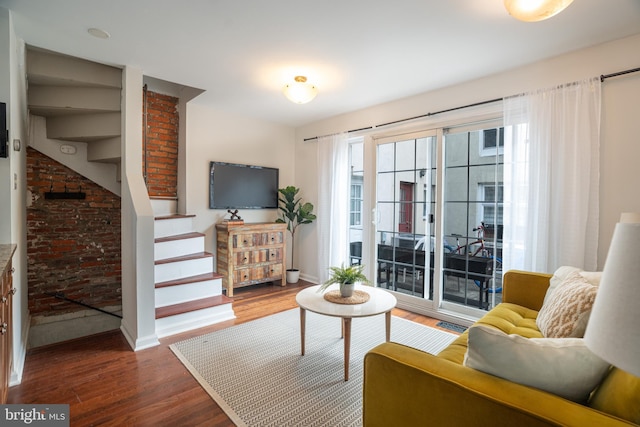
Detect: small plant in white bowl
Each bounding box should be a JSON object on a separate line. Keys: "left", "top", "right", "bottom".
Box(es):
{"left": 318, "top": 264, "right": 371, "bottom": 297}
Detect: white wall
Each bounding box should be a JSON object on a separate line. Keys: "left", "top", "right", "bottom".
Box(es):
{"left": 120, "top": 66, "right": 158, "bottom": 351}
{"left": 1, "top": 7, "right": 30, "bottom": 384}
{"left": 0, "top": 8, "right": 11, "bottom": 242}
{"left": 599, "top": 70, "right": 640, "bottom": 265}
{"left": 295, "top": 33, "right": 640, "bottom": 279}
{"left": 184, "top": 103, "right": 296, "bottom": 263}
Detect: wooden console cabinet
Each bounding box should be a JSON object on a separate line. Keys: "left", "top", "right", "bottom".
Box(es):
{"left": 0, "top": 244, "right": 16, "bottom": 404}
{"left": 216, "top": 222, "right": 286, "bottom": 297}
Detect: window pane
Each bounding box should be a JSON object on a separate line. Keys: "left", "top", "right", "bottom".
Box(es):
{"left": 377, "top": 143, "right": 395, "bottom": 172}
{"left": 395, "top": 139, "right": 415, "bottom": 171}
{"left": 445, "top": 132, "right": 469, "bottom": 167}
{"left": 377, "top": 202, "right": 395, "bottom": 233}
{"left": 444, "top": 167, "right": 468, "bottom": 202}
{"left": 377, "top": 172, "right": 395, "bottom": 202}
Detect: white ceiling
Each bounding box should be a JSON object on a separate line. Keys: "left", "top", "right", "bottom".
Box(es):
{"left": 2, "top": 0, "right": 640, "bottom": 127}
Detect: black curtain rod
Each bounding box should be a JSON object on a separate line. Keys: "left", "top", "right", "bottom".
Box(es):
{"left": 600, "top": 67, "right": 640, "bottom": 82}
{"left": 374, "top": 97, "right": 503, "bottom": 128}
{"left": 303, "top": 126, "right": 372, "bottom": 142}
{"left": 303, "top": 97, "right": 502, "bottom": 141}
{"left": 304, "top": 65, "right": 640, "bottom": 142}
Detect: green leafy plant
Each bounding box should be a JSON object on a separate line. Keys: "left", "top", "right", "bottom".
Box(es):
{"left": 275, "top": 186, "right": 316, "bottom": 270}
{"left": 318, "top": 263, "right": 371, "bottom": 292}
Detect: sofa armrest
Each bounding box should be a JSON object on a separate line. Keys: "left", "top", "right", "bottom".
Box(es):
{"left": 363, "top": 342, "right": 634, "bottom": 427}
{"left": 502, "top": 270, "right": 552, "bottom": 311}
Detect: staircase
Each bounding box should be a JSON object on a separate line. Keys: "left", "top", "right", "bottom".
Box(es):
{"left": 26, "top": 47, "right": 123, "bottom": 192}
{"left": 152, "top": 200, "right": 235, "bottom": 338}
{"left": 26, "top": 47, "right": 233, "bottom": 339}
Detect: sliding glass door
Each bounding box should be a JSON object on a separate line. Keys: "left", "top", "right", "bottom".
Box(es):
{"left": 364, "top": 121, "right": 504, "bottom": 318}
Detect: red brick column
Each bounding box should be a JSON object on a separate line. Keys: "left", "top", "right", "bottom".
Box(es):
{"left": 144, "top": 91, "right": 178, "bottom": 198}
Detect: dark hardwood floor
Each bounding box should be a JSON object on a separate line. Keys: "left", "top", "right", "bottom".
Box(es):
{"left": 8, "top": 280, "right": 451, "bottom": 426}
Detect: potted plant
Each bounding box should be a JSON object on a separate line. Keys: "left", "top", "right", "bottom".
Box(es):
{"left": 276, "top": 186, "right": 316, "bottom": 283}
{"left": 318, "top": 264, "right": 371, "bottom": 297}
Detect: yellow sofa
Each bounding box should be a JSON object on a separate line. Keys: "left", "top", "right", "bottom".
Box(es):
{"left": 363, "top": 270, "right": 640, "bottom": 427}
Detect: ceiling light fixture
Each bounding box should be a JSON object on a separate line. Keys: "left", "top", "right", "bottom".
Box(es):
{"left": 283, "top": 76, "right": 318, "bottom": 104}
{"left": 504, "top": 0, "right": 574, "bottom": 22}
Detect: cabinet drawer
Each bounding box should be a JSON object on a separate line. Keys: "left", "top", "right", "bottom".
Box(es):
{"left": 249, "top": 248, "right": 283, "bottom": 263}
{"left": 233, "top": 233, "right": 255, "bottom": 248}
{"left": 235, "top": 268, "right": 252, "bottom": 284}
{"left": 249, "top": 264, "right": 282, "bottom": 281}
{"left": 266, "top": 263, "right": 282, "bottom": 278}
{"left": 235, "top": 266, "right": 279, "bottom": 283}
{"left": 235, "top": 251, "right": 252, "bottom": 265}
{"left": 266, "top": 232, "right": 284, "bottom": 245}
{"left": 267, "top": 248, "right": 283, "bottom": 262}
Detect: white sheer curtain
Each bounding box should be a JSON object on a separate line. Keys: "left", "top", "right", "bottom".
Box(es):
{"left": 502, "top": 77, "right": 601, "bottom": 273}
{"left": 317, "top": 133, "right": 350, "bottom": 283}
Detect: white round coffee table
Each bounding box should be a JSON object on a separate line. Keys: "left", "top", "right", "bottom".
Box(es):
{"left": 295, "top": 284, "right": 397, "bottom": 381}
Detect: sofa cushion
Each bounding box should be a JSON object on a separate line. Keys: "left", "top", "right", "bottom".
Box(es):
{"left": 536, "top": 271, "right": 597, "bottom": 338}
{"left": 589, "top": 367, "right": 640, "bottom": 424}
{"left": 437, "top": 303, "right": 542, "bottom": 364}
{"left": 464, "top": 325, "right": 610, "bottom": 403}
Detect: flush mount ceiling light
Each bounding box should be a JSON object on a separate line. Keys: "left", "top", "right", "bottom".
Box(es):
{"left": 283, "top": 76, "right": 318, "bottom": 104}
{"left": 504, "top": 0, "right": 574, "bottom": 22}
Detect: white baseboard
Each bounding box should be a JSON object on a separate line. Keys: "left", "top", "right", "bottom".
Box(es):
{"left": 9, "top": 313, "right": 31, "bottom": 386}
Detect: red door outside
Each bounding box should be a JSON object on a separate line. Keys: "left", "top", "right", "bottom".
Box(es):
{"left": 399, "top": 181, "right": 414, "bottom": 233}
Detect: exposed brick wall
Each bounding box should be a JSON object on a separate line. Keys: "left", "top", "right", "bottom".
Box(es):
{"left": 26, "top": 147, "right": 121, "bottom": 316}
{"left": 144, "top": 90, "right": 178, "bottom": 198}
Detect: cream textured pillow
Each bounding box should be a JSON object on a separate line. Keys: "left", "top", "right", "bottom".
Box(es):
{"left": 544, "top": 266, "right": 601, "bottom": 305}
{"left": 545, "top": 266, "right": 582, "bottom": 305}
{"left": 536, "top": 271, "right": 598, "bottom": 338}
{"left": 464, "top": 325, "right": 610, "bottom": 402}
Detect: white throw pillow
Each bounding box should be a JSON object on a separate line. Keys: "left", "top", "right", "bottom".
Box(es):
{"left": 464, "top": 325, "right": 610, "bottom": 403}
{"left": 537, "top": 271, "right": 598, "bottom": 338}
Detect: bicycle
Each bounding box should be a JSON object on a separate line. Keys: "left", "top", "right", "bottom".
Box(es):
{"left": 412, "top": 223, "right": 503, "bottom": 294}
{"left": 446, "top": 222, "right": 503, "bottom": 294}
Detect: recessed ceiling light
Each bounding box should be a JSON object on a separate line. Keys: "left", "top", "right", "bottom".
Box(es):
{"left": 88, "top": 28, "right": 110, "bottom": 39}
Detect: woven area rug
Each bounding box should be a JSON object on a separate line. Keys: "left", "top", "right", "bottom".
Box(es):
{"left": 170, "top": 308, "right": 457, "bottom": 427}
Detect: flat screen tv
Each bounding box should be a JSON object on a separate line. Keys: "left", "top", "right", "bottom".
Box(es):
{"left": 209, "top": 161, "right": 279, "bottom": 209}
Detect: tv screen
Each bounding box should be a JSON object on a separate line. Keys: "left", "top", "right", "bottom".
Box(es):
{"left": 209, "top": 161, "right": 279, "bottom": 209}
